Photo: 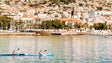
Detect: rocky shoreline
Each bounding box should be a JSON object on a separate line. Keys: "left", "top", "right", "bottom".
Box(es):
{"left": 0, "top": 30, "right": 112, "bottom": 36}
{"left": 0, "top": 32, "right": 36, "bottom": 36}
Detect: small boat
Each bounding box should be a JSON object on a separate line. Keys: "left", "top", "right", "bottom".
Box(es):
{"left": 0, "top": 54, "right": 54, "bottom": 56}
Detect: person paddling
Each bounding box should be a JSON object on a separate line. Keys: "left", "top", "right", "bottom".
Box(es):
{"left": 12, "top": 50, "right": 16, "bottom": 55}
{"left": 38, "top": 50, "right": 47, "bottom": 60}
{"left": 39, "top": 50, "right": 43, "bottom": 60}
{"left": 12, "top": 48, "right": 21, "bottom": 55}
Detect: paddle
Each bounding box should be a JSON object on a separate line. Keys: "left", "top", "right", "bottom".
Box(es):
{"left": 43, "top": 50, "right": 47, "bottom": 52}
{"left": 17, "top": 48, "right": 20, "bottom": 50}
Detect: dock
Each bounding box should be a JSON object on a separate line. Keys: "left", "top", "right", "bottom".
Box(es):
{"left": 51, "top": 31, "right": 77, "bottom": 35}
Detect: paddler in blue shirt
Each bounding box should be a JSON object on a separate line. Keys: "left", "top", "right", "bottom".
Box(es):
{"left": 39, "top": 50, "right": 43, "bottom": 60}
{"left": 38, "top": 50, "right": 47, "bottom": 60}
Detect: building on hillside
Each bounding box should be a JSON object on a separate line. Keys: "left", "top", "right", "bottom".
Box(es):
{"left": 89, "top": 9, "right": 96, "bottom": 18}
{"left": 59, "top": 18, "right": 82, "bottom": 28}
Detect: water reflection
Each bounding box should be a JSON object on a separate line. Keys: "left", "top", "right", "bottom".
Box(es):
{"left": 0, "top": 35, "right": 112, "bottom": 63}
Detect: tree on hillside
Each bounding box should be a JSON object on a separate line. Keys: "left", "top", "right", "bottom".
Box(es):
{"left": 41, "top": 20, "right": 67, "bottom": 29}
{"left": 50, "top": 0, "right": 77, "bottom": 4}
{"left": 50, "top": 0, "right": 60, "bottom": 5}
{"left": 52, "top": 20, "right": 65, "bottom": 29}
{"left": 41, "top": 20, "right": 52, "bottom": 29}
{"left": 93, "top": 23, "right": 107, "bottom": 30}
{"left": 74, "top": 22, "right": 82, "bottom": 30}
{"left": 0, "top": 16, "right": 12, "bottom": 30}
{"left": 4, "top": 1, "right": 10, "bottom": 5}
{"left": 82, "top": 22, "right": 88, "bottom": 30}
{"left": 60, "top": 0, "right": 68, "bottom": 4}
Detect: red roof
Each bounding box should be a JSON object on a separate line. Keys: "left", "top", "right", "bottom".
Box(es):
{"left": 59, "top": 18, "right": 82, "bottom": 23}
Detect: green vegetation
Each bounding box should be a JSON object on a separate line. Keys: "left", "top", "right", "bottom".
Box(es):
{"left": 0, "top": 16, "right": 12, "bottom": 30}
{"left": 0, "top": 15, "right": 110, "bottom": 31}
{"left": 41, "top": 20, "right": 68, "bottom": 29}
{"left": 4, "top": 1, "right": 10, "bottom": 5}
{"left": 41, "top": 20, "right": 89, "bottom": 30}
{"left": 82, "top": 22, "right": 88, "bottom": 30}
{"left": 50, "top": 0, "right": 76, "bottom": 4}
{"left": 74, "top": 22, "right": 82, "bottom": 30}
{"left": 0, "top": 7, "right": 4, "bottom": 10}
{"left": 93, "top": 23, "right": 107, "bottom": 30}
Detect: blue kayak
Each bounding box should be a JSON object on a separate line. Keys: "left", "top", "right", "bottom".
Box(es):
{"left": 0, "top": 54, "right": 54, "bottom": 56}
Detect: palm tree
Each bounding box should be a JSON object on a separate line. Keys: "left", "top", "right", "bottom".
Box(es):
{"left": 82, "top": 22, "right": 88, "bottom": 30}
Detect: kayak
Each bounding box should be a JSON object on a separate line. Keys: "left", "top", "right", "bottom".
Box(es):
{"left": 0, "top": 54, "right": 54, "bottom": 56}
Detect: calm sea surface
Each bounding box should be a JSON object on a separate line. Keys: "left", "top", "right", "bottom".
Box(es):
{"left": 0, "top": 35, "right": 112, "bottom": 63}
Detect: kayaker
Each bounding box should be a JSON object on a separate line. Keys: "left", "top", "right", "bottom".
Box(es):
{"left": 39, "top": 50, "right": 47, "bottom": 55}
{"left": 12, "top": 50, "right": 16, "bottom": 54}
{"left": 39, "top": 50, "right": 43, "bottom": 60}
{"left": 38, "top": 50, "right": 48, "bottom": 60}
{"left": 12, "top": 48, "right": 21, "bottom": 54}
